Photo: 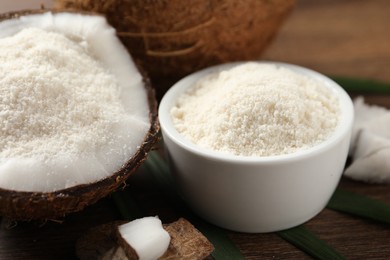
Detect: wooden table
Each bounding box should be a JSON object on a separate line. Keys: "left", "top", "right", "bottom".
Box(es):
{"left": 1, "top": 0, "right": 390, "bottom": 259}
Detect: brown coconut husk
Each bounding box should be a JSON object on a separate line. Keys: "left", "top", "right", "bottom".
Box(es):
{"left": 0, "top": 10, "right": 160, "bottom": 221}
{"left": 161, "top": 218, "right": 214, "bottom": 259}
{"left": 55, "top": 0, "right": 296, "bottom": 98}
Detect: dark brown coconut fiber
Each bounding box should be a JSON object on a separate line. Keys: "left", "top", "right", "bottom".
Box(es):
{"left": 0, "top": 10, "right": 160, "bottom": 221}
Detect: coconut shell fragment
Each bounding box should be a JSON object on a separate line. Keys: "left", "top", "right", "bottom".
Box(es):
{"left": 56, "top": 0, "right": 296, "bottom": 97}
{"left": 76, "top": 218, "right": 214, "bottom": 260}
{"left": 0, "top": 10, "right": 160, "bottom": 221}
{"left": 76, "top": 221, "right": 126, "bottom": 260}
{"left": 161, "top": 218, "right": 214, "bottom": 260}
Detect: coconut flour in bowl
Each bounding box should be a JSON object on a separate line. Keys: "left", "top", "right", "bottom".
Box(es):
{"left": 171, "top": 62, "right": 341, "bottom": 157}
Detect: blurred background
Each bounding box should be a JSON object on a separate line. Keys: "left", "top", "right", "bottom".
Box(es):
{"left": 1, "top": 0, "right": 389, "bottom": 84}
{"left": 0, "top": 0, "right": 53, "bottom": 11}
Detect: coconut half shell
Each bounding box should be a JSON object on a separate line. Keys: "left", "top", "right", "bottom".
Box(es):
{"left": 0, "top": 10, "right": 159, "bottom": 221}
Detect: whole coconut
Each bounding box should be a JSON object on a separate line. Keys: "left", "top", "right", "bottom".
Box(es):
{"left": 56, "top": 0, "right": 295, "bottom": 98}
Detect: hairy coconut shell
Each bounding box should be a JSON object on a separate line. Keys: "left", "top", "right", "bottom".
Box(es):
{"left": 56, "top": 0, "right": 295, "bottom": 98}
{"left": 0, "top": 10, "right": 160, "bottom": 221}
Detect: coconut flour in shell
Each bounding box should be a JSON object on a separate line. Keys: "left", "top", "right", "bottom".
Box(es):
{"left": 171, "top": 63, "right": 341, "bottom": 157}
{"left": 0, "top": 25, "right": 150, "bottom": 192}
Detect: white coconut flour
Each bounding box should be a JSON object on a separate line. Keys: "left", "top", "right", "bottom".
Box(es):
{"left": 171, "top": 63, "right": 340, "bottom": 157}
{"left": 0, "top": 22, "right": 150, "bottom": 192}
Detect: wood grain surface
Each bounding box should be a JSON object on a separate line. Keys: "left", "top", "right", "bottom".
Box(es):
{"left": 262, "top": 0, "right": 390, "bottom": 83}
{"left": 1, "top": 0, "right": 390, "bottom": 259}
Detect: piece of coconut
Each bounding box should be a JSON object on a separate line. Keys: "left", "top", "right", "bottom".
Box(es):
{"left": 161, "top": 218, "right": 214, "bottom": 259}
{"left": 117, "top": 217, "right": 171, "bottom": 260}
{"left": 76, "top": 218, "right": 214, "bottom": 260}
{"left": 77, "top": 221, "right": 126, "bottom": 260}
{"left": 0, "top": 10, "right": 159, "bottom": 220}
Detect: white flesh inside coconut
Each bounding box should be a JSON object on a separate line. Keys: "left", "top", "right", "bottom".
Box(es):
{"left": 0, "top": 12, "right": 150, "bottom": 192}
{"left": 118, "top": 216, "right": 171, "bottom": 260}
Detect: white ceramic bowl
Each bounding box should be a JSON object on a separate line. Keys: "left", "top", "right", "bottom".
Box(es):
{"left": 158, "top": 61, "right": 354, "bottom": 233}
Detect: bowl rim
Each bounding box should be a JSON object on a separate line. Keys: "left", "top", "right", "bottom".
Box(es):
{"left": 158, "top": 61, "right": 354, "bottom": 165}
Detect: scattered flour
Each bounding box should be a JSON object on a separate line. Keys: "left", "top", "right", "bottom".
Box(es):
{"left": 171, "top": 63, "right": 340, "bottom": 157}
{"left": 0, "top": 26, "right": 150, "bottom": 191}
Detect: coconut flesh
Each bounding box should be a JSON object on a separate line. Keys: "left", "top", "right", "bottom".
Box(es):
{"left": 0, "top": 11, "right": 158, "bottom": 219}
{"left": 117, "top": 217, "right": 171, "bottom": 260}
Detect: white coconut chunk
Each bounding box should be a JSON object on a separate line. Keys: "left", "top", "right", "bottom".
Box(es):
{"left": 118, "top": 217, "right": 171, "bottom": 260}
{"left": 0, "top": 12, "right": 150, "bottom": 192}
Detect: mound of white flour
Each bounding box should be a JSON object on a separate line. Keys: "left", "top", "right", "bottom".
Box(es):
{"left": 0, "top": 22, "right": 149, "bottom": 192}
{"left": 171, "top": 63, "right": 340, "bottom": 157}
